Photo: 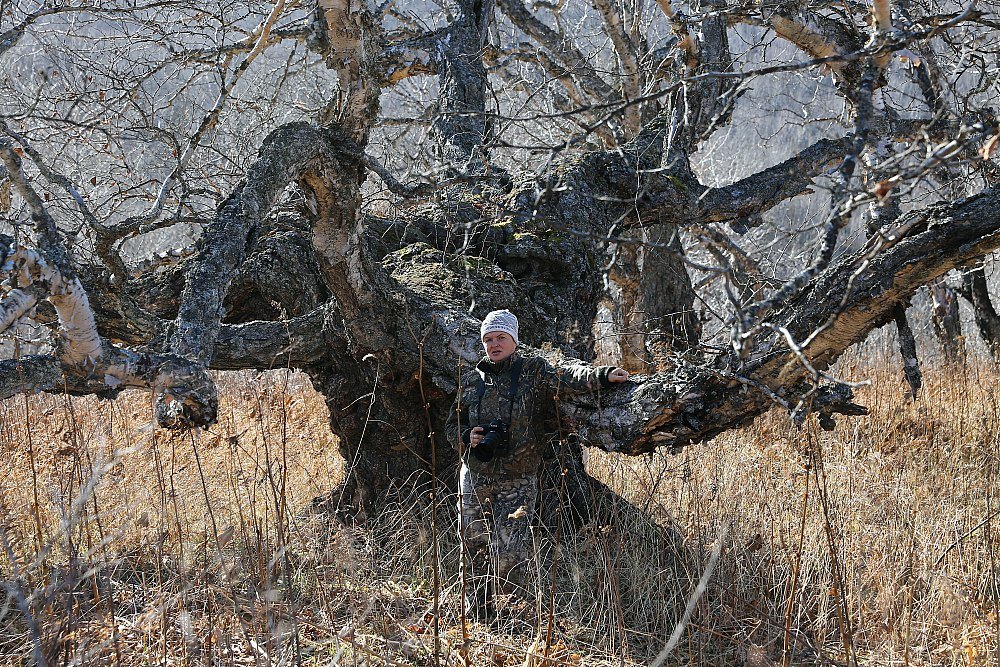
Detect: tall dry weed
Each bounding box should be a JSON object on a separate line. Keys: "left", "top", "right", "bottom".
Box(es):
{"left": 0, "top": 358, "right": 996, "bottom": 666}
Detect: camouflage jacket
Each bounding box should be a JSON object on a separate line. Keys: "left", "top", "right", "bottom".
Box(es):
{"left": 448, "top": 351, "right": 615, "bottom": 477}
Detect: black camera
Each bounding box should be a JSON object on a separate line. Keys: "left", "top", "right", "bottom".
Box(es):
{"left": 473, "top": 419, "right": 510, "bottom": 462}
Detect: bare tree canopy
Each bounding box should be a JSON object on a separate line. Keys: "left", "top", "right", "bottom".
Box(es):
{"left": 1, "top": 0, "right": 999, "bottom": 502}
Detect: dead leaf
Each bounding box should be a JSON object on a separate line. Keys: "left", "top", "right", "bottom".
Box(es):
{"left": 897, "top": 49, "right": 922, "bottom": 66}
{"left": 980, "top": 133, "right": 1000, "bottom": 160}
{"left": 873, "top": 179, "right": 896, "bottom": 201}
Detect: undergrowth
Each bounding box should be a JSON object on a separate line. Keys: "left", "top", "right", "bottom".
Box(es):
{"left": 0, "top": 355, "right": 997, "bottom": 666}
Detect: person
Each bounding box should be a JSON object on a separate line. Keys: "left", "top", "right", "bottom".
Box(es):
{"left": 449, "top": 309, "right": 629, "bottom": 620}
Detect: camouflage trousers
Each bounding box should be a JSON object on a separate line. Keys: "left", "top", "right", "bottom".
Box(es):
{"left": 458, "top": 463, "right": 538, "bottom": 614}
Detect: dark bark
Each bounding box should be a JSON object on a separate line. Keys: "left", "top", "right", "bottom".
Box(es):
{"left": 596, "top": 223, "right": 700, "bottom": 372}
{"left": 131, "top": 197, "right": 329, "bottom": 326}
{"left": 0, "top": 355, "right": 73, "bottom": 398}
{"left": 893, "top": 304, "right": 922, "bottom": 399}
{"left": 307, "top": 361, "right": 443, "bottom": 516}
{"left": 698, "top": 137, "right": 852, "bottom": 227}
{"left": 170, "top": 123, "right": 342, "bottom": 365}
{"left": 560, "top": 185, "right": 1000, "bottom": 454}
{"left": 930, "top": 281, "right": 964, "bottom": 364}
{"left": 961, "top": 266, "right": 1000, "bottom": 360}
{"left": 431, "top": 0, "right": 495, "bottom": 173}
{"left": 678, "top": 0, "right": 736, "bottom": 146}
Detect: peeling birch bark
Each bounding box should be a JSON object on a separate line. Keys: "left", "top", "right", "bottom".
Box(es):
{"left": 0, "top": 236, "right": 216, "bottom": 425}
{"left": 0, "top": 287, "right": 41, "bottom": 333}
{"left": 654, "top": 0, "right": 698, "bottom": 67}
{"left": 872, "top": 0, "right": 894, "bottom": 33}
{"left": 0, "top": 237, "right": 102, "bottom": 365}
{"left": 766, "top": 9, "right": 863, "bottom": 86}
{"left": 315, "top": 0, "right": 383, "bottom": 142}
{"left": 592, "top": 0, "right": 643, "bottom": 133}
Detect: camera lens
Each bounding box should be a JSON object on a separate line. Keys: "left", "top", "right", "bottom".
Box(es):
{"left": 472, "top": 422, "right": 506, "bottom": 463}
{"left": 473, "top": 437, "right": 496, "bottom": 462}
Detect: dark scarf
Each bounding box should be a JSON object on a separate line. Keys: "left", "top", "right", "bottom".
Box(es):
{"left": 477, "top": 351, "right": 520, "bottom": 375}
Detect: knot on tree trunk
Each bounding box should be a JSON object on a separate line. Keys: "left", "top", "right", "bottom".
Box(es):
{"left": 153, "top": 357, "right": 219, "bottom": 429}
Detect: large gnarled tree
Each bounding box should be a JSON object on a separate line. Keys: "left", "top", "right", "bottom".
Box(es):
{"left": 1, "top": 0, "right": 998, "bottom": 509}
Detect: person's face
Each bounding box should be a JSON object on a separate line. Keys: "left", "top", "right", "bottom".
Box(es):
{"left": 482, "top": 331, "right": 517, "bottom": 362}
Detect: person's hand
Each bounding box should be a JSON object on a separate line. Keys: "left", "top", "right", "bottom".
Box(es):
{"left": 608, "top": 368, "right": 629, "bottom": 383}
{"left": 469, "top": 426, "right": 485, "bottom": 447}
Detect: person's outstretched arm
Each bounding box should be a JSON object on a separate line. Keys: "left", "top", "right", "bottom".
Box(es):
{"left": 528, "top": 354, "right": 629, "bottom": 397}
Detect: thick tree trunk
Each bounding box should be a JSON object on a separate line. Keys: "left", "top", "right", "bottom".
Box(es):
{"left": 4, "top": 0, "right": 999, "bottom": 536}
{"left": 595, "top": 223, "right": 700, "bottom": 372}
{"left": 307, "top": 363, "right": 445, "bottom": 515}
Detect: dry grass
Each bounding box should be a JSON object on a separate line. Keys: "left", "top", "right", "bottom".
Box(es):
{"left": 0, "top": 355, "right": 997, "bottom": 666}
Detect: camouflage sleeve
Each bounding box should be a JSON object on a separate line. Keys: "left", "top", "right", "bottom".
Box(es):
{"left": 529, "top": 355, "right": 616, "bottom": 396}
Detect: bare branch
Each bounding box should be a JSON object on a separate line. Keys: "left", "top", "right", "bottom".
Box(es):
{"left": 92, "top": 0, "right": 290, "bottom": 270}
{"left": 592, "top": 0, "right": 643, "bottom": 132}
{"left": 170, "top": 122, "right": 341, "bottom": 365}
{"left": 697, "top": 137, "right": 852, "bottom": 226}
{"left": 496, "top": 0, "right": 615, "bottom": 104}
{"left": 0, "top": 355, "right": 65, "bottom": 400}
{"left": 764, "top": 6, "right": 864, "bottom": 81}
{"left": 211, "top": 305, "right": 341, "bottom": 370}
{"left": 0, "top": 150, "right": 102, "bottom": 365}
{"left": 562, "top": 184, "right": 1000, "bottom": 454}
{"left": 654, "top": 0, "right": 698, "bottom": 67}
{"left": 0, "top": 232, "right": 215, "bottom": 426}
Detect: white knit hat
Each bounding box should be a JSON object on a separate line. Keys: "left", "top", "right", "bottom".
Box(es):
{"left": 480, "top": 310, "right": 519, "bottom": 344}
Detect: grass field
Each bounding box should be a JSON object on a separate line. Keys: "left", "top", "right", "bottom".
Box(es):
{"left": 0, "top": 354, "right": 997, "bottom": 666}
